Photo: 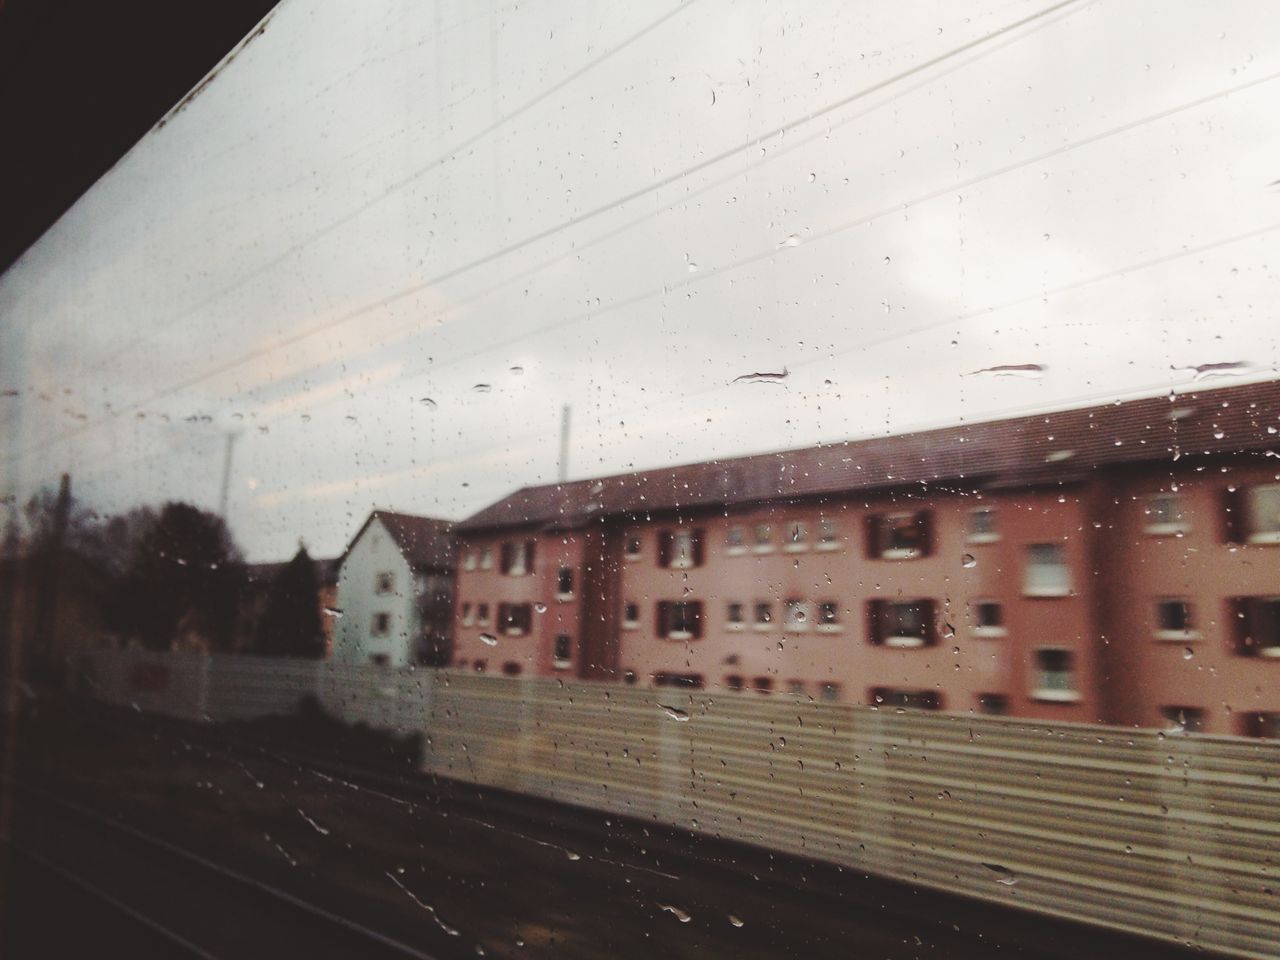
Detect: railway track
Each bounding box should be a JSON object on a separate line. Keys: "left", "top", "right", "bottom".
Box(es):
{"left": 2, "top": 778, "right": 440, "bottom": 960}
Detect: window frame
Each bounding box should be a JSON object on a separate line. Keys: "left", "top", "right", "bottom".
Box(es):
{"left": 816, "top": 518, "right": 841, "bottom": 551}
{"left": 657, "top": 600, "right": 704, "bottom": 641}
{"left": 1144, "top": 492, "right": 1189, "bottom": 536}
{"left": 375, "top": 571, "right": 395, "bottom": 595}
{"left": 1030, "top": 646, "right": 1080, "bottom": 702}
{"left": 725, "top": 525, "right": 747, "bottom": 556}
{"left": 967, "top": 506, "right": 1000, "bottom": 544}
{"left": 552, "top": 633, "right": 573, "bottom": 669}
{"left": 371, "top": 612, "right": 391, "bottom": 636}
{"left": 556, "top": 565, "right": 575, "bottom": 600}
{"left": 725, "top": 601, "right": 745, "bottom": 631}
{"left": 1245, "top": 483, "right": 1280, "bottom": 544}
{"left": 1153, "top": 597, "right": 1198, "bottom": 642}
{"left": 815, "top": 600, "right": 842, "bottom": 632}
{"left": 1024, "top": 542, "right": 1071, "bottom": 598}
{"left": 971, "top": 599, "right": 1007, "bottom": 638}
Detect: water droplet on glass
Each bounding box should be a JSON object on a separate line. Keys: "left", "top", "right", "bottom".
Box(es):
{"left": 534, "top": 602, "right": 548, "bottom": 613}
{"left": 961, "top": 553, "right": 976, "bottom": 568}
{"left": 419, "top": 397, "right": 437, "bottom": 407}
{"left": 1182, "top": 647, "right": 1194, "bottom": 660}
{"left": 967, "top": 363, "right": 1045, "bottom": 379}
{"left": 323, "top": 607, "right": 344, "bottom": 619}
{"left": 659, "top": 904, "right": 692, "bottom": 923}
{"left": 983, "top": 863, "right": 1017, "bottom": 885}
{"left": 728, "top": 915, "right": 745, "bottom": 928}
{"left": 807, "top": 172, "right": 816, "bottom": 183}
{"left": 659, "top": 704, "right": 690, "bottom": 722}
{"left": 778, "top": 234, "right": 801, "bottom": 248}
{"left": 473, "top": 383, "right": 492, "bottom": 393}
{"left": 509, "top": 366, "right": 524, "bottom": 376}
{"left": 479, "top": 633, "right": 498, "bottom": 646}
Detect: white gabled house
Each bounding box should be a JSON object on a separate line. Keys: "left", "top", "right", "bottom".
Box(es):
{"left": 334, "top": 510, "right": 455, "bottom": 667}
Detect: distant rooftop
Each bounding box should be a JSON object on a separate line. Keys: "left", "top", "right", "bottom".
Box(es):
{"left": 342, "top": 509, "right": 455, "bottom": 572}
{"left": 458, "top": 378, "right": 1280, "bottom": 533}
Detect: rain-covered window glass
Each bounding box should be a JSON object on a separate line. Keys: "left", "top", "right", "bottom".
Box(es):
{"left": 556, "top": 566, "right": 574, "bottom": 598}
{"left": 1245, "top": 484, "right": 1280, "bottom": 543}
{"left": 753, "top": 601, "right": 773, "bottom": 628}
{"left": 785, "top": 521, "right": 808, "bottom": 550}
{"left": 1231, "top": 598, "right": 1280, "bottom": 657}
{"left": 978, "top": 693, "right": 1010, "bottom": 715}
{"left": 869, "top": 599, "right": 936, "bottom": 647}
{"left": 816, "top": 601, "right": 840, "bottom": 629}
{"left": 1144, "top": 493, "right": 1187, "bottom": 535}
{"left": 1031, "top": 648, "right": 1079, "bottom": 701}
{"left": 659, "top": 528, "right": 702, "bottom": 569}
{"left": 868, "top": 511, "right": 933, "bottom": 559}
{"left": 552, "top": 634, "right": 572, "bottom": 668}
{"left": 657, "top": 601, "right": 702, "bottom": 640}
{"left": 753, "top": 522, "right": 773, "bottom": 551}
{"left": 783, "top": 598, "right": 809, "bottom": 629}
{"left": 1161, "top": 705, "right": 1205, "bottom": 733}
{"left": 967, "top": 506, "right": 999, "bottom": 543}
{"left": 726, "top": 602, "right": 745, "bottom": 629}
{"left": 1154, "top": 599, "right": 1196, "bottom": 640}
{"left": 972, "top": 600, "right": 1006, "bottom": 637}
{"left": 498, "top": 603, "right": 532, "bottom": 636}
{"left": 1024, "top": 543, "right": 1071, "bottom": 596}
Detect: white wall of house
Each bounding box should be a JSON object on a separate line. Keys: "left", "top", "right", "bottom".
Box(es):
{"left": 334, "top": 517, "right": 417, "bottom": 667}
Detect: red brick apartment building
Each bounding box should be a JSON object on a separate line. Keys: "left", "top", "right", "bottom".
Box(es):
{"left": 451, "top": 379, "right": 1280, "bottom": 736}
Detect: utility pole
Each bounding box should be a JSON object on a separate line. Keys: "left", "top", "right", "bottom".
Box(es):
{"left": 217, "top": 431, "right": 240, "bottom": 521}
{"left": 558, "top": 405, "right": 571, "bottom": 483}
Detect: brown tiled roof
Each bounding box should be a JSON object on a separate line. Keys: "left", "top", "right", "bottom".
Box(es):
{"left": 342, "top": 510, "right": 455, "bottom": 571}
{"left": 458, "top": 378, "right": 1280, "bottom": 532}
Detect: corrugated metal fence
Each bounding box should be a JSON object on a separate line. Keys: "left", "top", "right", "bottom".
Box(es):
{"left": 81, "top": 650, "right": 1280, "bottom": 959}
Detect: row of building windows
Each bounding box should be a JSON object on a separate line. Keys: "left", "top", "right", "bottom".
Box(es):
{"left": 458, "top": 594, "right": 1280, "bottom": 654}
{"left": 455, "top": 484, "right": 1280, "bottom": 575}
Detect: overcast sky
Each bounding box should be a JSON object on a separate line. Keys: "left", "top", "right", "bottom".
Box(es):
{"left": 2, "top": 0, "right": 1278, "bottom": 561}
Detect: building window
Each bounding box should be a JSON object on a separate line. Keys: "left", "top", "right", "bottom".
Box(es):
{"left": 725, "top": 525, "right": 746, "bottom": 555}
{"left": 819, "top": 682, "right": 841, "bottom": 702}
{"left": 977, "top": 693, "right": 1009, "bottom": 715}
{"left": 476, "top": 603, "right": 491, "bottom": 626}
{"left": 868, "top": 599, "right": 936, "bottom": 648}
{"left": 657, "top": 601, "right": 703, "bottom": 640}
{"left": 753, "top": 522, "right": 773, "bottom": 552}
{"left": 866, "top": 510, "right": 933, "bottom": 559}
{"left": 726, "top": 602, "right": 745, "bottom": 630}
{"left": 1160, "top": 705, "right": 1204, "bottom": 733}
{"left": 817, "top": 518, "right": 840, "bottom": 550}
{"left": 624, "top": 534, "right": 642, "bottom": 559}
{"left": 500, "top": 539, "right": 536, "bottom": 576}
{"left": 872, "top": 688, "right": 940, "bottom": 710}
{"left": 1229, "top": 597, "right": 1280, "bottom": 657}
{"left": 724, "top": 674, "right": 744, "bottom": 691}
{"left": 1024, "top": 543, "right": 1070, "bottom": 597}
{"left": 498, "top": 603, "right": 532, "bottom": 636}
{"left": 375, "top": 572, "right": 394, "bottom": 594}
{"left": 753, "top": 602, "right": 773, "bottom": 629}
{"left": 752, "top": 677, "right": 773, "bottom": 693}
{"left": 1243, "top": 712, "right": 1280, "bottom": 738}
{"left": 1144, "top": 493, "right": 1187, "bottom": 535}
{"left": 1154, "top": 599, "right": 1197, "bottom": 641}
{"left": 556, "top": 566, "right": 574, "bottom": 599}
{"left": 1245, "top": 484, "right": 1280, "bottom": 544}
{"left": 652, "top": 672, "right": 703, "bottom": 689}
{"left": 972, "top": 600, "right": 1006, "bottom": 637}
{"left": 370, "top": 653, "right": 390, "bottom": 667}
{"left": 783, "top": 598, "right": 810, "bottom": 630}
{"left": 1030, "top": 648, "right": 1079, "bottom": 702}
{"left": 622, "top": 601, "right": 640, "bottom": 628}
{"left": 372, "top": 612, "right": 391, "bottom": 636}
{"left": 967, "top": 507, "right": 999, "bottom": 543}
{"left": 659, "top": 528, "right": 703, "bottom": 569}
{"left": 473, "top": 659, "right": 487, "bottom": 673}
{"left": 480, "top": 546, "right": 494, "bottom": 570}
{"left": 784, "top": 521, "right": 808, "bottom": 551}
{"left": 816, "top": 601, "right": 841, "bottom": 631}
{"left": 462, "top": 550, "right": 478, "bottom": 571}
{"left": 553, "top": 634, "right": 572, "bottom": 668}
{"left": 787, "top": 679, "right": 806, "bottom": 696}
{"left": 460, "top": 602, "right": 474, "bottom": 626}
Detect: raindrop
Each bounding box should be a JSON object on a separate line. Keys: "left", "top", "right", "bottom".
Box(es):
{"left": 807, "top": 172, "right": 816, "bottom": 183}
{"left": 778, "top": 234, "right": 801, "bottom": 248}
{"left": 419, "top": 397, "right": 437, "bottom": 407}
{"left": 961, "top": 553, "right": 976, "bottom": 568}
{"left": 983, "top": 863, "right": 1018, "bottom": 885}
{"left": 659, "top": 904, "right": 692, "bottom": 923}
{"left": 659, "top": 704, "right": 690, "bottom": 722}
{"left": 728, "top": 915, "right": 745, "bottom": 928}
{"left": 323, "top": 607, "right": 344, "bottom": 619}
{"left": 1182, "top": 647, "right": 1194, "bottom": 661}
{"left": 473, "top": 383, "right": 492, "bottom": 393}
{"left": 966, "top": 363, "right": 1045, "bottom": 379}
{"left": 479, "top": 633, "right": 498, "bottom": 646}
{"left": 534, "top": 602, "right": 548, "bottom": 613}
{"left": 509, "top": 366, "right": 524, "bottom": 376}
